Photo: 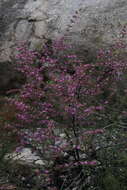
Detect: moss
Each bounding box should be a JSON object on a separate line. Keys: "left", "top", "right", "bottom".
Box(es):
{"left": 103, "top": 172, "right": 121, "bottom": 190}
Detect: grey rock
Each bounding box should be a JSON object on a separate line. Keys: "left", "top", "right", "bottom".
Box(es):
{"left": 0, "top": 0, "right": 127, "bottom": 62}
{"left": 5, "top": 148, "right": 45, "bottom": 165}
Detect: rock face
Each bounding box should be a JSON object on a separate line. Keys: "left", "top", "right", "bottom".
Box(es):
{"left": 0, "top": 0, "right": 127, "bottom": 62}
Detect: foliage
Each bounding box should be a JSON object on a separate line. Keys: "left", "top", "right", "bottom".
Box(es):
{"left": 0, "top": 96, "right": 19, "bottom": 163}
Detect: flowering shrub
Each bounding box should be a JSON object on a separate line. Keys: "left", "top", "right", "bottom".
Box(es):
{"left": 4, "top": 30, "right": 127, "bottom": 189}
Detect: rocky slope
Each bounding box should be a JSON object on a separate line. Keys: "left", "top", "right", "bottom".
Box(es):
{"left": 0, "top": 0, "right": 127, "bottom": 62}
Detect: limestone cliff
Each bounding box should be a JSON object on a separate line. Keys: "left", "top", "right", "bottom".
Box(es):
{"left": 0, "top": 0, "right": 127, "bottom": 62}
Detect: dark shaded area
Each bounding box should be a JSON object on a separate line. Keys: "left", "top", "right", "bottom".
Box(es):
{"left": 0, "top": 61, "right": 25, "bottom": 95}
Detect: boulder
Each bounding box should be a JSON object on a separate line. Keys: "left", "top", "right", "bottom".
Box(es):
{"left": 5, "top": 148, "right": 45, "bottom": 166}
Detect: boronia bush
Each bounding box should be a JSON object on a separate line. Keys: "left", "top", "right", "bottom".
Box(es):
{"left": 4, "top": 29, "right": 127, "bottom": 189}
